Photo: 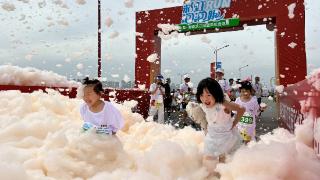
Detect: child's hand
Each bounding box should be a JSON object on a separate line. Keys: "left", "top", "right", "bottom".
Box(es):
{"left": 224, "top": 108, "right": 231, "bottom": 114}
{"left": 260, "top": 102, "right": 267, "bottom": 111}
{"left": 150, "top": 100, "right": 155, "bottom": 106}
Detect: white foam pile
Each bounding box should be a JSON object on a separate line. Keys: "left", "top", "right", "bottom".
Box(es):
{"left": 157, "top": 24, "right": 180, "bottom": 40}
{"left": 0, "top": 65, "right": 79, "bottom": 87}
{"left": 218, "top": 119, "right": 320, "bottom": 180}
{"left": 0, "top": 89, "right": 319, "bottom": 180}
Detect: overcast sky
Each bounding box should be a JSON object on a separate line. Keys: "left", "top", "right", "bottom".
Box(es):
{"left": 0, "top": 0, "right": 319, "bottom": 88}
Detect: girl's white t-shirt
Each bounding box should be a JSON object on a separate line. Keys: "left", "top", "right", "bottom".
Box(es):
{"left": 235, "top": 97, "right": 260, "bottom": 121}
{"left": 200, "top": 103, "right": 232, "bottom": 127}
{"left": 199, "top": 103, "right": 241, "bottom": 157}
{"left": 80, "top": 101, "right": 124, "bottom": 133}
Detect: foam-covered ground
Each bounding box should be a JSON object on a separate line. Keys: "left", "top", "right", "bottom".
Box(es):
{"left": 0, "top": 90, "right": 319, "bottom": 180}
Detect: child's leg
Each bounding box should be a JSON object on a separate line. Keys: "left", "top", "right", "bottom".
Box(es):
{"left": 157, "top": 104, "right": 165, "bottom": 124}
{"left": 147, "top": 106, "right": 157, "bottom": 122}
{"left": 203, "top": 155, "right": 219, "bottom": 176}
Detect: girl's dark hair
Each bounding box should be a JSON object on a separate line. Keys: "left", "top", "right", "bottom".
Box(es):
{"left": 239, "top": 81, "right": 253, "bottom": 91}
{"left": 82, "top": 77, "right": 103, "bottom": 94}
{"left": 196, "top": 77, "right": 224, "bottom": 103}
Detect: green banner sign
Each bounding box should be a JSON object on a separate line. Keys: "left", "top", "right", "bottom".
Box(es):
{"left": 178, "top": 18, "right": 240, "bottom": 32}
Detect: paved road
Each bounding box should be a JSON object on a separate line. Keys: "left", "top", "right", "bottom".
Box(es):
{"left": 255, "top": 97, "right": 279, "bottom": 137}
{"left": 162, "top": 97, "right": 279, "bottom": 137}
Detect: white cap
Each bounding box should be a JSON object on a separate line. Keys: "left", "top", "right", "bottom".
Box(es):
{"left": 183, "top": 74, "right": 190, "bottom": 79}
{"left": 216, "top": 68, "right": 224, "bottom": 74}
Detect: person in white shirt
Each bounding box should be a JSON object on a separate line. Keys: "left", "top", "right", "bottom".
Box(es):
{"left": 215, "top": 68, "right": 230, "bottom": 93}
{"left": 253, "top": 76, "right": 263, "bottom": 105}
{"left": 215, "top": 68, "right": 231, "bottom": 102}
{"left": 179, "top": 74, "right": 191, "bottom": 93}
{"left": 80, "top": 77, "right": 124, "bottom": 135}
{"left": 228, "top": 78, "right": 237, "bottom": 101}
{"left": 179, "top": 74, "right": 194, "bottom": 109}
{"left": 148, "top": 74, "right": 165, "bottom": 123}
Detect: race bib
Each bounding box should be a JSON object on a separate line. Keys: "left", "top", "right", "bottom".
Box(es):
{"left": 96, "top": 125, "right": 112, "bottom": 135}
{"left": 238, "top": 113, "right": 255, "bottom": 141}
{"left": 155, "top": 102, "right": 162, "bottom": 109}
{"left": 82, "top": 123, "right": 112, "bottom": 135}
{"left": 240, "top": 115, "right": 254, "bottom": 124}
{"left": 156, "top": 98, "right": 163, "bottom": 104}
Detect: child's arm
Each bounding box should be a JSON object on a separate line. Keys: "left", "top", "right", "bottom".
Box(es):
{"left": 223, "top": 101, "right": 245, "bottom": 129}
{"left": 259, "top": 102, "right": 267, "bottom": 112}
{"left": 150, "top": 85, "right": 165, "bottom": 96}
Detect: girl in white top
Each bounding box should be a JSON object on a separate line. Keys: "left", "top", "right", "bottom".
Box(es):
{"left": 235, "top": 81, "right": 261, "bottom": 143}
{"left": 196, "top": 78, "right": 245, "bottom": 176}
{"left": 80, "top": 77, "right": 124, "bottom": 135}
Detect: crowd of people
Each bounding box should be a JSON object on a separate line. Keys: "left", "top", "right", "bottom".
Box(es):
{"left": 78, "top": 72, "right": 269, "bottom": 177}
{"left": 147, "top": 68, "right": 266, "bottom": 123}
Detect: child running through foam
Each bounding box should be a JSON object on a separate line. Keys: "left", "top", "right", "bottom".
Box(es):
{"left": 235, "top": 80, "right": 266, "bottom": 143}
{"left": 79, "top": 77, "right": 124, "bottom": 135}
{"left": 189, "top": 77, "right": 245, "bottom": 176}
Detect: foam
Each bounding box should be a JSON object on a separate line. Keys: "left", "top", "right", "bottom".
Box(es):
{"left": 0, "top": 90, "right": 319, "bottom": 179}
{"left": 0, "top": 65, "right": 79, "bottom": 87}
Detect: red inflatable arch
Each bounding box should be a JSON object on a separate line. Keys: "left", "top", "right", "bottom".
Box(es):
{"left": 135, "top": 0, "right": 306, "bottom": 88}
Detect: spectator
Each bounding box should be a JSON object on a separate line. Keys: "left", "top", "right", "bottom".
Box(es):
{"left": 215, "top": 68, "right": 231, "bottom": 101}
{"left": 253, "top": 76, "right": 263, "bottom": 105}
{"left": 163, "top": 78, "right": 172, "bottom": 117}
{"left": 229, "top": 78, "right": 237, "bottom": 101}
{"left": 215, "top": 68, "right": 230, "bottom": 94}
{"left": 148, "top": 74, "right": 165, "bottom": 123}
{"left": 179, "top": 74, "right": 194, "bottom": 109}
